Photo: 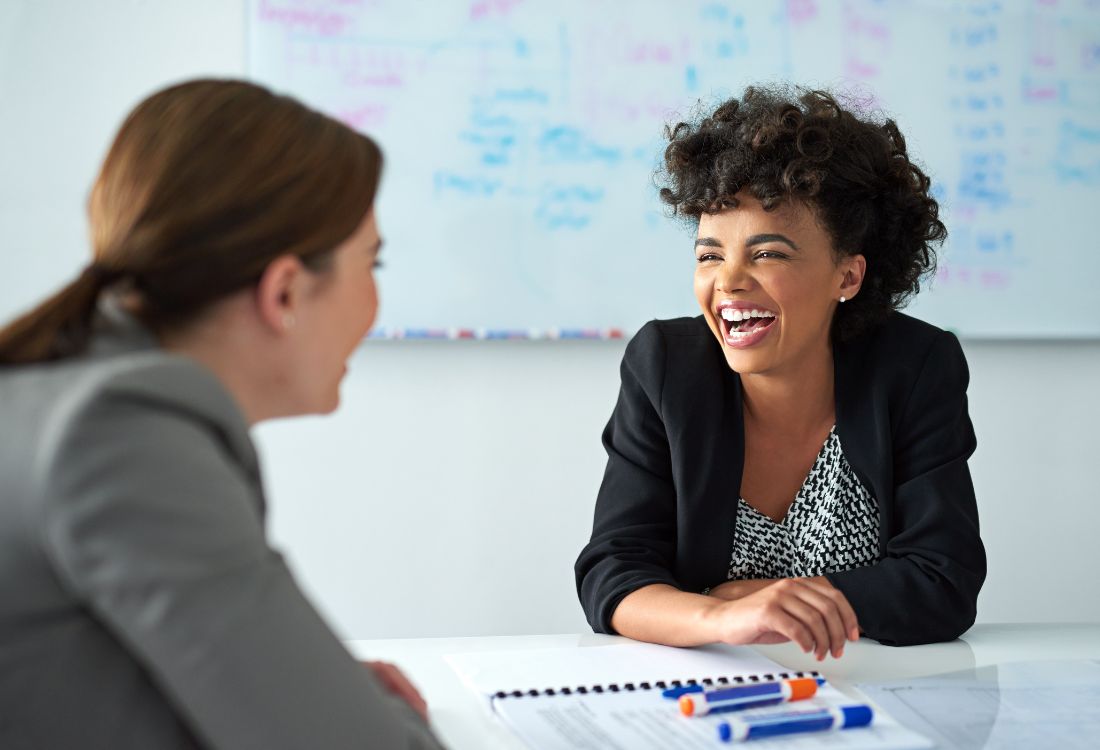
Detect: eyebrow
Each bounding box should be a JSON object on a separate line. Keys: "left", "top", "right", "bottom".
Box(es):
{"left": 746, "top": 233, "right": 800, "bottom": 251}
{"left": 694, "top": 234, "right": 800, "bottom": 251}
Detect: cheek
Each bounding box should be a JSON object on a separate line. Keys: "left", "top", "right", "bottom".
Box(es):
{"left": 693, "top": 268, "right": 712, "bottom": 307}
{"left": 772, "top": 274, "right": 829, "bottom": 333}
{"left": 363, "top": 274, "right": 379, "bottom": 325}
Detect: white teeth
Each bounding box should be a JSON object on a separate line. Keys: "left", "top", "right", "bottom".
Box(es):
{"left": 720, "top": 307, "right": 776, "bottom": 321}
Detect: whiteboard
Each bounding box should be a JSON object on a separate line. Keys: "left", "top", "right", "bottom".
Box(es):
{"left": 247, "top": 0, "right": 1100, "bottom": 338}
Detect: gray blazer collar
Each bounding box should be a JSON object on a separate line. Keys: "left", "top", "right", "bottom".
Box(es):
{"left": 85, "top": 294, "right": 264, "bottom": 499}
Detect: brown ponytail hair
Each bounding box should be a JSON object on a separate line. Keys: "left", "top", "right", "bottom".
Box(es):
{"left": 0, "top": 79, "right": 383, "bottom": 365}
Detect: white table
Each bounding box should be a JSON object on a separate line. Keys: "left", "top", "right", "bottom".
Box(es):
{"left": 348, "top": 623, "right": 1100, "bottom": 749}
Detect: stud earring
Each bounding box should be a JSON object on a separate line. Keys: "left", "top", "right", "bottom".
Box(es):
{"left": 839, "top": 296, "right": 846, "bottom": 303}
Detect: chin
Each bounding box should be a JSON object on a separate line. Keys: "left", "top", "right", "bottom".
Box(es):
{"left": 297, "top": 389, "right": 341, "bottom": 417}
{"left": 707, "top": 329, "right": 766, "bottom": 375}
{"left": 722, "top": 349, "right": 773, "bottom": 375}
{"left": 318, "top": 392, "right": 341, "bottom": 415}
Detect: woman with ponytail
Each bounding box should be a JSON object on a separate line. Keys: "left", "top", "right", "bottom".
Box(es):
{"left": 0, "top": 80, "right": 442, "bottom": 749}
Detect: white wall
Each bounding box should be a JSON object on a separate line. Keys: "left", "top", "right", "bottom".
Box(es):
{"left": 2, "top": 1, "right": 1098, "bottom": 641}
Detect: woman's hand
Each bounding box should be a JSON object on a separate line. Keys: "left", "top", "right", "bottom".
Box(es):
{"left": 363, "top": 660, "right": 429, "bottom": 722}
{"left": 702, "top": 577, "right": 860, "bottom": 660}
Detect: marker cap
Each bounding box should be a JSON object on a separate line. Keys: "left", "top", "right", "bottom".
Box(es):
{"left": 787, "top": 678, "right": 818, "bottom": 701}
{"left": 841, "top": 704, "right": 874, "bottom": 728}
{"left": 679, "top": 694, "right": 697, "bottom": 716}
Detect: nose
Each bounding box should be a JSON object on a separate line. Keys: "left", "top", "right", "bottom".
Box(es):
{"left": 715, "top": 255, "right": 754, "bottom": 294}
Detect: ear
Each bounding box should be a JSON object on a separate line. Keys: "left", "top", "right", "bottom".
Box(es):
{"left": 255, "top": 255, "right": 306, "bottom": 335}
{"left": 838, "top": 253, "right": 867, "bottom": 302}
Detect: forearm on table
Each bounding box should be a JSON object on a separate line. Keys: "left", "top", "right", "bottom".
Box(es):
{"left": 609, "top": 583, "right": 725, "bottom": 647}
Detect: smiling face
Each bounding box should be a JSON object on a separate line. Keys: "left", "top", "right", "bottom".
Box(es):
{"left": 694, "top": 191, "right": 864, "bottom": 377}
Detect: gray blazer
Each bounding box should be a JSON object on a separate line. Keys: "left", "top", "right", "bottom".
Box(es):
{"left": 0, "top": 299, "right": 443, "bottom": 750}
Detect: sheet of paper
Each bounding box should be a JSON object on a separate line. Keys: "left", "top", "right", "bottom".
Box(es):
{"left": 445, "top": 642, "right": 790, "bottom": 697}
{"left": 494, "top": 683, "right": 932, "bottom": 750}
{"left": 858, "top": 659, "right": 1100, "bottom": 750}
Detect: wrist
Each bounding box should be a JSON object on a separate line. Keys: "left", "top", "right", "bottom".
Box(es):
{"left": 695, "top": 594, "right": 735, "bottom": 642}
{"left": 695, "top": 589, "right": 730, "bottom": 637}
{"left": 709, "top": 578, "right": 774, "bottom": 601}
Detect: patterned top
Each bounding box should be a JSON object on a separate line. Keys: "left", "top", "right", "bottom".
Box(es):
{"left": 727, "top": 426, "right": 880, "bottom": 581}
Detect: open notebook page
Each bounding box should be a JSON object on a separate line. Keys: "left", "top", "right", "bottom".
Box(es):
{"left": 446, "top": 643, "right": 931, "bottom": 750}
{"left": 491, "top": 682, "right": 932, "bottom": 750}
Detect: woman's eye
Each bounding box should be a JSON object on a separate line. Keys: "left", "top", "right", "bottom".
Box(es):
{"left": 696, "top": 253, "right": 721, "bottom": 263}
{"left": 753, "top": 251, "right": 787, "bottom": 261}
{"left": 372, "top": 260, "right": 384, "bottom": 270}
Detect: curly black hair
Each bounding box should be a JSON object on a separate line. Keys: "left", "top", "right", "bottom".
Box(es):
{"left": 658, "top": 85, "right": 946, "bottom": 340}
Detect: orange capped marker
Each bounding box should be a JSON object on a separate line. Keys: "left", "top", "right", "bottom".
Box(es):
{"left": 679, "top": 677, "right": 821, "bottom": 717}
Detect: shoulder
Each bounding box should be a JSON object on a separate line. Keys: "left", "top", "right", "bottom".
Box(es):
{"left": 619, "top": 317, "right": 727, "bottom": 416}
{"left": 848, "top": 310, "right": 954, "bottom": 353}
{"left": 836, "top": 312, "right": 971, "bottom": 442}
{"left": 624, "top": 316, "right": 715, "bottom": 372}
{"left": 79, "top": 351, "right": 248, "bottom": 431}
{"left": 58, "top": 351, "right": 244, "bottom": 442}
{"left": 0, "top": 351, "right": 264, "bottom": 583}
{"left": 839, "top": 312, "right": 966, "bottom": 385}
{"left": 633, "top": 315, "right": 712, "bottom": 343}
{"left": 8, "top": 351, "right": 256, "bottom": 504}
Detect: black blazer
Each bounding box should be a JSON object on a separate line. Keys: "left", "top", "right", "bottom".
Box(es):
{"left": 575, "top": 313, "right": 986, "bottom": 647}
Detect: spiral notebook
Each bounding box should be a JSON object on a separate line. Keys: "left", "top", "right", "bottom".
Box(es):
{"left": 446, "top": 643, "right": 932, "bottom": 749}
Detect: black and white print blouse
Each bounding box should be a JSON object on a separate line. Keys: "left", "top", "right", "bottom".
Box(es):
{"left": 727, "top": 426, "right": 880, "bottom": 581}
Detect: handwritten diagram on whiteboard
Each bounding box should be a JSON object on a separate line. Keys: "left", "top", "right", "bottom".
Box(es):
{"left": 248, "top": 0, "right": 1100, "bottom": 338}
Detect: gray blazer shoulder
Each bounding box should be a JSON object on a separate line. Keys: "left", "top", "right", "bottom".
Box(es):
{"left": 0, "top": 310, "right": 442, "bottom": 750}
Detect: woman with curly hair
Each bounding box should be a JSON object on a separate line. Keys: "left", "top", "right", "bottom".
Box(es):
{"left": 575, "top": 86, "right": 985, "bottom": 655}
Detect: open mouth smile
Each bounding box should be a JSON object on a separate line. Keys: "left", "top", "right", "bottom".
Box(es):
{"left": 716, "top": 302, "right": 777, "bottom": 349}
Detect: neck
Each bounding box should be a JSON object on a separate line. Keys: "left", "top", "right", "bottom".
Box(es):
{"left": 158, "top": 298, "right": 285, "bottom": 427}
{"left": 740, "top": 340, "right": 835, "bottom": 434}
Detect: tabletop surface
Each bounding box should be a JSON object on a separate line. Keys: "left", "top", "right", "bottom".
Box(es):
{"left": 347, "top": 623, "right": 1100, "bottom": 749}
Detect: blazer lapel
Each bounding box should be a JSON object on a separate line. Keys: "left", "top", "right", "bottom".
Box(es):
{"left": 833, "top": 332, "right": 893, "bottom": 555}
{"left": 681, "top": 344, "right": 745, "bottom": 592}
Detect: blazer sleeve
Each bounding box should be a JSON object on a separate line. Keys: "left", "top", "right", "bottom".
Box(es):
{"left": 575, "top": 322, "right": 680, "bottom": 633}
{"left": 826, "top": 331, "right": 986, "bottom": 646}
{"left": 38, "top": 386, "right": 443, "bottom": 750}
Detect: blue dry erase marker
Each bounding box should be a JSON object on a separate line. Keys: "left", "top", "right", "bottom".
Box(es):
{"left": 679, "top": 677, "right": 819, "bottom": 716}
{"left": 717, "top": 704, "right": 873, "bottom": 742}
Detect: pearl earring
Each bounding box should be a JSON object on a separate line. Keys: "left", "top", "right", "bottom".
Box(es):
{"left": 839, "top": 296, "right": 846, "bottom": 303}
{"left": 283, "top": 313, "right": 296, "bottom": 329}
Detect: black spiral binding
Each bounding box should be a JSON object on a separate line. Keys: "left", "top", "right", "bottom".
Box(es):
{"left": 492, "top": 670, "right": 821, "bottom": 700}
